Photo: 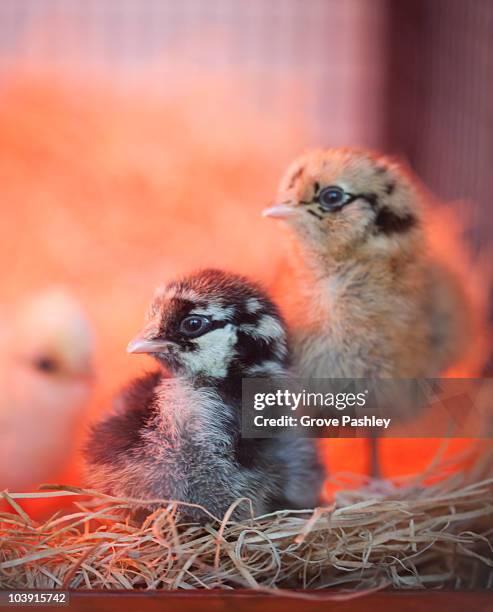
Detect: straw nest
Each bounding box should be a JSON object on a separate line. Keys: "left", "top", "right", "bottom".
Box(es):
{"left": 1, "top": 446, "right": 492, "bottom": 597}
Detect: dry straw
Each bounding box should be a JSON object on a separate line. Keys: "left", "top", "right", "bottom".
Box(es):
{"left": 1, "top": 444, "right": 492, "bottom": 596}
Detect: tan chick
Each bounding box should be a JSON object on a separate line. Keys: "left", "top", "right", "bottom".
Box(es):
{"left": 263, "top": 148, "right": 486, "bottom": 476}
{"left": 0, "top": 289, "right": 94, "bottom": 490}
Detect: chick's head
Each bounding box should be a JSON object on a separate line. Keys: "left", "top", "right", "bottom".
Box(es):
{"left": 10, "top": 289, "right": 94, "bottom": 381}
{"left": 127, "top": 269, "right": 288, "bottom": 381}
{"left": 264, "top": 148, "right": 423, "bottom": 262}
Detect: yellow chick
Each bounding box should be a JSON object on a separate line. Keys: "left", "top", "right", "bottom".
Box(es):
{"left": 0, "top": 289, "right": 94, "bottom": 490}
{"left": 263, "top": 148, "right": 487, "bottom": 477}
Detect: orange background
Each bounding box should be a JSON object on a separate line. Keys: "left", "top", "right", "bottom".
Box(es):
{"left": 0, "top": 71, "right": 481, "bottom": 517}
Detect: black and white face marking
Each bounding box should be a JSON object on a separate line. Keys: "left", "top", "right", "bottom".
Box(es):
{"left": 128, "top": 270, "right": 288, "bottom": 381}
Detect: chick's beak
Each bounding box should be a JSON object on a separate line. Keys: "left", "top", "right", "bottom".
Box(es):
{"left": 127, "top": 337, "right": 173, "bottom": 354}
{"left": 127, "top": 320, "right": 173, "bottom": 354}
{"left": 262, "top": 204, "right": 296, "bottom": 219}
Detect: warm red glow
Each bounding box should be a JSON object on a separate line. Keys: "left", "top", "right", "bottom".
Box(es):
{"left": 0, "top": 72, "right": 487, "bottom": 516}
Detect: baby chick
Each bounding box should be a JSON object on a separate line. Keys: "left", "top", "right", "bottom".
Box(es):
{"left": 263, "top": 148, "right": 483, "bottom": 476}
{"left": 0, "top": 289, "right": 94, "bottom": 490}
{"left": 84, "top": 270, "right": 323, "bottom": 522}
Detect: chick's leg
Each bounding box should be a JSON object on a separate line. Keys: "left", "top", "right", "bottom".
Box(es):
{"left": 272, "top": 439, "right": 326, "bottom": 509}
{"left": 365, "top": 433, "right": 404, "bottom": 497}
{"left": 368, "top": 434, "right": 382, "bottom": 479}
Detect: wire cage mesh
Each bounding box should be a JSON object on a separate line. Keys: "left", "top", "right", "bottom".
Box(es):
{"left": 385, "top": 0, "right": 493, "bottom": 253}
{"left": 0, "top": 0, "right": 387, "bottom": 147}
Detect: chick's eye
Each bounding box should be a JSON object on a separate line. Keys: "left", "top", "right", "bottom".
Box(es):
{"left": 179, "top": 315, "right": 211, "bottom": 338}
{"left": 33, "top": 356, "right": 59, "bottom": 374}
{"left": 319, "top": 186, "right": 346, "bottom": 211}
